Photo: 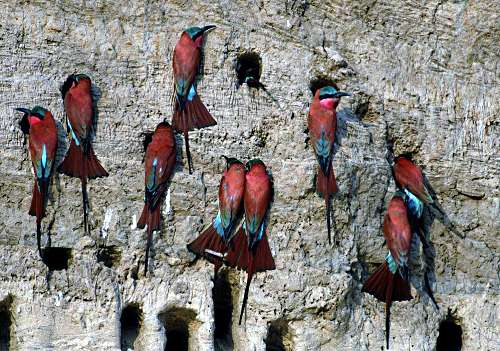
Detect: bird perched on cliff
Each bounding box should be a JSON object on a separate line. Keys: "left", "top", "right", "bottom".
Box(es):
{"left": 308, "top": 85, "right": 349, "bottom": 244}
{"left": 187, "top": 156, "right": 246, "bottom": 277}
{"left": 362, "top": 193, "right": 413, "bottom": 350}
{"left": 392, "top": 156, "right": 442, "bottom": 309}
{"left": 225, "top": 159, "right": 275, "bottom": 325}
{"left": 16, "top": 107, "right": 58, "bottom": 261}
{"left": 137, "top": 121, "right": 176, "bottom": 275}
{"left": 172, "top": 25, "right": 217, "bottom": 174}
{"left": 58, "top": 74, "right": 108, "bottom": 235}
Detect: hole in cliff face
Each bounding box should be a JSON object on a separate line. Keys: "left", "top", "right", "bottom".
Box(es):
{"left": 213, "top": 271, "right": 233, "bottom": 350}
{"left": 309, "top": 77, "right": 338, "bottom": 96}
{"left": 436, "top": 310, "right": 462, "bottom": 351}
{"left": 160, "top": 307, "right": 198, "bottom": 351}
{"left": 42, "top": 247, "right": 72, "bottom": 271}
{"left": 0, "top": 296, "right": 13, "bottom": 351}
{"left": 120, "top": 304, "right": 142, "bottom": 351}
{"left": 235, "top": 51, "right": 262, "bottom": 88}
{"left": 97, "top": 246, "right": 121, "bottom": 268}
{"left": 264, "top": 319, "right": 293, "bottom": 351}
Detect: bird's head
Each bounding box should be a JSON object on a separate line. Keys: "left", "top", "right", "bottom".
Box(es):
{"left": 318, "top": 86, "right": 350, "bottom": 110}
{"left": 222, "top": 156, "right": 243, "bottom": 170}
{"left": 15, "top": 106, "right": 48, "bottom": 134}
{"left": 245, "top": 158, "right": 266, "bottom": 172}
{"left": 60, "top": 73, "right": 91, "bottom": 99}
{"left": 184, "top": 25, "right": 216, "bottom": 47}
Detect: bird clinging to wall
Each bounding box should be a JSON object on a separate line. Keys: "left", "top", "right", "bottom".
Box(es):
{"left": 137, "top": 121, "right": 177, "bottom": 275}
{"left": 58, "top": 74, "right": 108, "bottom": 235}
{"left": 225, "top": 159, "right": 275, "bottom": 325}
{"left": 16, "top": 106, "right": 58, "bottom": 261}
{"left": 172, "top": 25, "right": 217, "bottom": 174}
{"left": 308, "top": 85, "right": 349, "bottom": 244}
{"left": 187, "top": 156, "right": 246, "bottom": 277}
{"left": 362, "top": 192, "right": 414, "bottom": 350}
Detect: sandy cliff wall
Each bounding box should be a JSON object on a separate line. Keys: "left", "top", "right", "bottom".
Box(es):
{"left": 0, "top": 0, "right": 498, "bottom": 350}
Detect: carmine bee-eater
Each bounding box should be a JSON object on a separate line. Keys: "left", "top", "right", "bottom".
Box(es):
{"left": 362, "top": 193, "right": 413, "bottom": 350}
{"left": 187, "top": 156, "right": 246, "bottom": 276}
{"left": 172, "top": 25, "right": 217, "bottom": 174}
{"left": 393, "top": 156, "right": 441, "bottom": 309}
{"left": 137, "top": 121, "right": 176, "bottom": 275}
{"left": 225, "top": 159, "right": 275, "bottom": 325}
{"left": 58, "top": 74, "right": 108, "bottom": 235}
{"left": 16, "top": 107, "right": 58, "bottom": 261}
{"left": 308, "top": 85, "right": 349, "bottom": 244}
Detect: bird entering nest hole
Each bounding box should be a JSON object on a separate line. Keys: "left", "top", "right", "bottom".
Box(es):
{"left": 235, "top": 51, "right": 263, "bottom": 89}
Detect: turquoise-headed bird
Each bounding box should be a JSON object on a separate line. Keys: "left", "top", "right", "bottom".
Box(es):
{"left": 58, "top": 74, "right": 108, "bottom": 235}
{"left": 137, "top": 121, "right": 176, "bottom": 275}
{"left": 225, "top": 159, "right": 275, "bottom": 325}
{"left": 362, "top": 193, "right": 413, "bottom": 350}
{"left": 308, "top": 85, "right": 349, "bottom": 244}
{"left": 16, "top": 107, "right": 58, "bottom": 261}
{"left": 187, "top": 157, "right": 246, "bottom": 277}
{"left": 172, "top": 25, "right": 217, "bottom": 174}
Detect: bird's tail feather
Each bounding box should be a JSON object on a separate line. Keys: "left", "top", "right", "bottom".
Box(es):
{"left": 362, "top": 262, "right": 412, "bottom": 303}
{"left": 187, "top": 224, "right": 227, "bottom": 273}
{"left": 225, "top": 227, "right": 250, "bottom": 271}
{"left": 173, "top": 94, "right": 216, "bottom": 132}
{"left": 239, "top": 258, "right": 253, "bottom": 325}
{"left": 317, "top": 163, "right": 337, "bottom": 244}
{"left": 58, "top": 140, "right": 108, "bottom": 179}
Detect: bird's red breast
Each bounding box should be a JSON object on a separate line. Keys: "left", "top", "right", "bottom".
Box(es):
{"left": 383, "top": 196, "right": 412, "bottom": 266}
{"left": 64, "top": 77, "right": 93, "bottom": 140}
{"left": 173, "top": 32, "right": 201, "bottom": 94}
{"left": 393, "top": 157, "right": 432, "bottom": 203}
{"left": 244, "top": 163, "right": 272, "bottom": 233}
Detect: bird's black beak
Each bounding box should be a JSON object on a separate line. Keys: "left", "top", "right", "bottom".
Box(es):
{"left": 333, "top": 91, "right": 350, "bottom": 98}
{"left": 201, "top": 25, "right": 216, "bottom": 33}
{"left": 15, "top": 107, "right": 31, "bottom": 115}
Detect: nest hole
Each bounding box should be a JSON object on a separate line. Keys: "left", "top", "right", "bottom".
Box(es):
{"left": 265, "top": 319, "right": 293, "bottom": 351}
{"left": 42, "top": 247, "right": 72, "bottom": 271}
{"left": 160, "top": 307, "right": 197, "bottom": 351}
{"left": 436, "top": 310, "right": 462, "bottom": 351}
{"left": 0, "top": 296, "right": 13, "bottom": 351}
{"left": 97, "top": 246, "right": 121, "bottom": 268}
{"left": 213, "top": 271, "right": 233, "bottom": 349}
{"left": 309, "top": 77, "right": 338, "bottom": 96}
{"left": 120, "top": 304, "right": 142, "bottom": 351}
{"left": 235, "top": 51, "right": 262, "bottom": 88}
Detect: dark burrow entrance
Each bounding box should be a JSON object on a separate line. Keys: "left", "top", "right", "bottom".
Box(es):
{"left": 97, "top": 245, "right": 121, "bottom": 268}
{"left": 120, "top": 304, "right": 142, "bottom": 351}
{"left": 0, "top": 296, "right": 13, "bottom": 351}
{"left": 309, "top": 76, "right": 338, "bottom": 96}
{"left": 42, "top": 247, "right": 72, "bottom": 271}
{"left": 264, "top": 319, "right": 293, "bottom": 351}
{"left": 235, "top": 51, "right": 263, "bottom": 88}
{"left": 213, "top": 271, "right": 233, "bottom": 350}
{"left": 436, "top": 310, "right": 462, "bottom": 351}
{"left": 160, "top": 307, "right": 197, "bottom": 351}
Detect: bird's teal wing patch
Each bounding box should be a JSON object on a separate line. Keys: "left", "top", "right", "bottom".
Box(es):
{"left": 213, "top": 212, "right": 225, "bottom": 238}
{"left": 315, "top": 130, "right": 331, "bottom": 160}
{"left": 187, "top": 84, "right": 196, "bottom": 101}
{"left": 385, "top": 252, "right": 398, "bottom": 274}
{"left": 404, "top": 189, "right": 424, "bottom": 218}
{"left": 146, "top": 158, "right": 158, "bottom": 191}
{"left": 67, "top": 120, "right": 80, "bottom": 146}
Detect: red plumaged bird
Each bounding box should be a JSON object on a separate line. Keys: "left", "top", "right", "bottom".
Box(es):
{"left": 16, "top": 106, "right": 58, "bottom": 261}
{"left": 137, "top": 121, "right": 176, "bottom": 275}
{"left": 172, "top": 25, "right": 217, "bottom": 174}
{"left": 58, "top": 74, "right": 108, "bottom": 235}
{"left": 393, "top": 156, "right": 433, "bottom": 204}
{"left": 362, "top": 192, "right": 413, "bottom": 349}
{"left": 187, "top": 157, "right": 246, "bottom": 277}
{"left": 225, "top": 159, "right": 275, "bottom": 325}
{"left": 308, "top": 85, "right": 349, "bottom": 244}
